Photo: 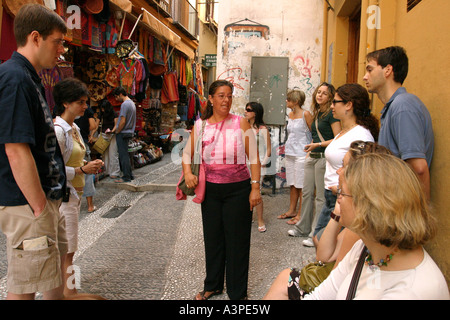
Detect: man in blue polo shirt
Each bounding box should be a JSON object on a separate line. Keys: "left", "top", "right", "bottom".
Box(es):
{"left": 364, "top": 46, "right": 434, "bottom": 199}
{"left": 0, "top": 4, "right": 68, "bottom": 299}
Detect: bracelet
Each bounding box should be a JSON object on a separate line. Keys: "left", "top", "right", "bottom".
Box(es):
{"left": 80, "top": 166, "right": 87, "bottom": 174}
{"left": 250, "top": 180, "right": 260, "bottom": 184}
{"left": 330, "top": 211, "right": 340, "bottom": 222}
{"left": 319, "top": 142, "right": 322, "bottom": 147}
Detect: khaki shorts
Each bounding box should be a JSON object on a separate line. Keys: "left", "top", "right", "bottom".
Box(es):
{"left": 0, "top": 200, "right": 68, "bottom": 294}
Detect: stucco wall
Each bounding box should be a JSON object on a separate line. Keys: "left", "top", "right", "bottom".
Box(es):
{"left": 217, "top": 0, "right": 324, "bottom": 114}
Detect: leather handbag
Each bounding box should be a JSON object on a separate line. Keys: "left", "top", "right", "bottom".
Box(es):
{"left": 298, "top": 261, "right": 335, "bottom": 293}
{"left": 92, "top": 133, "right": 112, "bottom": 155}
{"left": 178, "top": 120, "right": 206, "bottom": 196}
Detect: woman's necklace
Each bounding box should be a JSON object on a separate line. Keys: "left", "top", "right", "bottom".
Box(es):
{"left": 71, "top": 125, "right": 85, "bottom": 150}
{"left": 365, "top": 250, "right": 395, "bottom": 270}
{"left": 339, "top": 123, "right": 357, "bottom": 136}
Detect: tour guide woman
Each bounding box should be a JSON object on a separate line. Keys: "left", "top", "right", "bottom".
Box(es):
{"left": 182, "top": 80, "right": 262, "bottom": 300}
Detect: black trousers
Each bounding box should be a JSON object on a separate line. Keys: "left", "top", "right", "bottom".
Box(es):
{"left": 201, "top": 179, "right": 252, "bottom": 300}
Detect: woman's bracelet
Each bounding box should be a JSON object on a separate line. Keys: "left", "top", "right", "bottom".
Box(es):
{"left": 80, "top": 166, "right": 87, "bottom": 174}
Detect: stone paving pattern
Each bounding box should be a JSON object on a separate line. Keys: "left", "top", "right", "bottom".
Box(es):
{"left": 0, "top": 155, "right": 316, "bottom": 300}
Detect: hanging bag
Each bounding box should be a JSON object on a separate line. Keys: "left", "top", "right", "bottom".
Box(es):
{"left": 177, "top": 120, "right": 206, "bottom": 196}
{"left": 92, "top": 133, "right": 112, "bottom": 155}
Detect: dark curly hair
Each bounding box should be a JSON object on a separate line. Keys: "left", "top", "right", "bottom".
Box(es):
{"left": 53, "top": 78, "right": 89, "bottom": 116}
{"left": 336, "top": 83, "right": 379, "bottom": 141}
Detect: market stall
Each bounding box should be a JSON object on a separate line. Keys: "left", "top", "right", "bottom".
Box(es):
{"left": 1, "top": 0, "right": 205, "bottom": 176}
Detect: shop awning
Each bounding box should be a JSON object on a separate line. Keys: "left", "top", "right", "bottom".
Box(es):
{"left": 175, "top": 41, "right": 195, "bottom": 60}
{"left": 110, "top": 0, "right": 132, "bottom": 13}
{"left": 141, "top": 8, "right": 181, "bottom": 47}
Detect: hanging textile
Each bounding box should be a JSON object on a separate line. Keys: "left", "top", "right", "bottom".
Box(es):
{"left": 186, "top": 60, "right": 193, "bottom": 86}
{"left": 161, "top": 72, "right": 179, "bottom": 105}
{"left": 153, "top": 38, "right": 164, "bottom": 65}
{"left": 90, "top": 18, "right": 103, "bottom": 52}
{"left": 187, "top": 92, "right": 196, "bottom": 120}
{"left": 0, "top": 10, "right": 16, "bottom": 61}
{"left": 39, "top": 66, "right": 62, "bottom": 113}
{"left": 81, "top": 10, "right": 92, "bottom": 46}
{"left": 118, "top": 60, "right": 137, "bottom": 96}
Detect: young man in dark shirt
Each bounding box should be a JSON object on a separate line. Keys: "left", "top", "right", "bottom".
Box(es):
{"left": 0, "top": 4, "right": 68, "bottom": 299}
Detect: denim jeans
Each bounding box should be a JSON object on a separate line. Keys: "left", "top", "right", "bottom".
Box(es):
{"left": 116, "top": 132, "right": 134, "bottom": 181}
{"left": 313, "top": 188, "right": 337, "bottom": 239}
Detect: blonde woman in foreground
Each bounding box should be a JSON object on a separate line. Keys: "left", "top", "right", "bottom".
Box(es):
{"left": 266, "top": 153, "right": 449, "bottom": 299}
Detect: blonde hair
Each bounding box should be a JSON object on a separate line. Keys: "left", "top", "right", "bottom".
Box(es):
{"left": 287, "top": 90, "right": 306, "bottom": 107}
{"left": 344, "top": 153, "right": 436, "bottom": 250}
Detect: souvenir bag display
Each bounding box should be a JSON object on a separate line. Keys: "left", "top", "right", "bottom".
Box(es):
{"left": 178, "top": 120, "right": 206, "bottom": 196}
{"left": 298, "top": 261, "right": 335, "bottom": 294}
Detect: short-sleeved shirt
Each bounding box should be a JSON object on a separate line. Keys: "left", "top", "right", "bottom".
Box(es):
{"left": 311, "top": 111, "right": 340, "bottom": 153}
{"left": 117, "top": 99, "right": 136, "bottom": 134}
{"left": 379, "top": 87, "right": 434, "bottom": 167}
{"left": 0, "top": 51, "right": 66, "bottom": 206}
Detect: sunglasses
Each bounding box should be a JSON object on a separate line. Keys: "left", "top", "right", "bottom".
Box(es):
{"left": 332, "top": 99, "right": 347, "bottom": 105}
{"left": 245, "top": 108, "right": 254, "bottom": 112}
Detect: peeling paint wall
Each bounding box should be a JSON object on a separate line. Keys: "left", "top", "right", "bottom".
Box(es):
{"left": 216, "top": 0, "right": 324, "bottom": 188}
{"left": 217, "top": 0, "right": 324, "bottom": 114}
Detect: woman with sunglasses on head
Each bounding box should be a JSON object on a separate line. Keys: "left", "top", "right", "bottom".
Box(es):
{"left": 311, "top": 83, "right": 379, "bottom": 247}
{"left": 264, "top": 141, "right": 392, "bottom": 300}
{"left": 303, "top": 153, "right": 448, "bottom": 299}
{"left": 277, "top": 90, "right": 313, "bottom": 226}
{"left": 182, "top": 80, "right": 261, "bottom": 300}
{"left": 245, "top": 102, "right": 271, "bottom": 233}
{"left": 287, "top": 82, "right": 340, "bottom": 246}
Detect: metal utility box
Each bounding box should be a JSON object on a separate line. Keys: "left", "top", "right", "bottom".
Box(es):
{"left": 249, "top": 57, "right": 289, "bottom": 125}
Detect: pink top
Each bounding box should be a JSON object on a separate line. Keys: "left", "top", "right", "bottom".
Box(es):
{"left": 201, "top": 114, "right": 250, "bottom": 183}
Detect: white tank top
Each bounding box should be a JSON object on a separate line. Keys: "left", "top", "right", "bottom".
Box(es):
{"left": 285, "top": 112, "right": 311, "bottom": 157}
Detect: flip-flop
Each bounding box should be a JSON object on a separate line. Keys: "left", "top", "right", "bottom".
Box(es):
{"left": 287, "top": 217, "right": 299, "bottom": 225}
{"left": 88, "top": 206, "right": 97, "bottom": 213}
{"left": 277, "top": 213, "right": 296, "bottom": 219}
{"left": 258, "top": 225, "right": 267, "bottom": 233}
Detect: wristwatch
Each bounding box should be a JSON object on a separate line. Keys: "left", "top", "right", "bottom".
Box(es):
{"left": 330, "top": 211, "right": 340, "bottom": 222}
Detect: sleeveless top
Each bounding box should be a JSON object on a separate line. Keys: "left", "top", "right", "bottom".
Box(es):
{"left": 285, "top": 112, "right": 310, "bottom": 157}
{"left": 199, "top": 114, "right": 250, "bottom": 184}
{"left": 67, "top": 134, "right": 86, "bottom": 191}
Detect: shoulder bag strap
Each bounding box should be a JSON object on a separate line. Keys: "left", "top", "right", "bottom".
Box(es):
{"left": 315, "top": 117, "right": 325, "bottom": 143}
{"left": 193, "top": 120, "right": 206, "bottom": 164}
{"left": 346, "top": 245, "right": 368, "bottom": 300}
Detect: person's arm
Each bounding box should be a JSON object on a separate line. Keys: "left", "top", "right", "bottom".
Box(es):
{"left": 116, "top": 116, "right": 126, "bottom": 134}
{"left": 406, "top": 158, "right": 430, "bottom": 200}
{"left": 304, "top": 119, "right": 341, "bottom": 152}
{"left": 88, "top": 117, "right": 98, "bottom": 143}
{"left": 181, "top": 124, "right": 198, "bottom": 188}
{"left": 5, "top": 143, "right": 47, "bottom": 217}
{"left": 241, "top": 118, "right": 262, "bottom": 210}
{"left": 261, "top": 126, "right": 271, "bottom": 166}
{"left": 304, "top": 110, "right": 313, "bottom": 131}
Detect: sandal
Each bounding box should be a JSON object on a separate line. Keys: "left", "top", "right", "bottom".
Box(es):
{"left": 194, "top": 290, "right": 222, "bottom": 300}
{"left": 277, "top": 213, "right": 296, "bottom": 219}
{"left": 287, "top": 217, "right": 299, "bottom": 225}
{"left": 258, "top": 225, "right": 267, "bottom": 233}
{"left": 88, "top": 206, "right": 97, "bottom": 213}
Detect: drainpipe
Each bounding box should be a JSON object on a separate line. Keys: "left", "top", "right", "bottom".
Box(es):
{"left": 321, "top": 1, "right": 329, "bottom": 83}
